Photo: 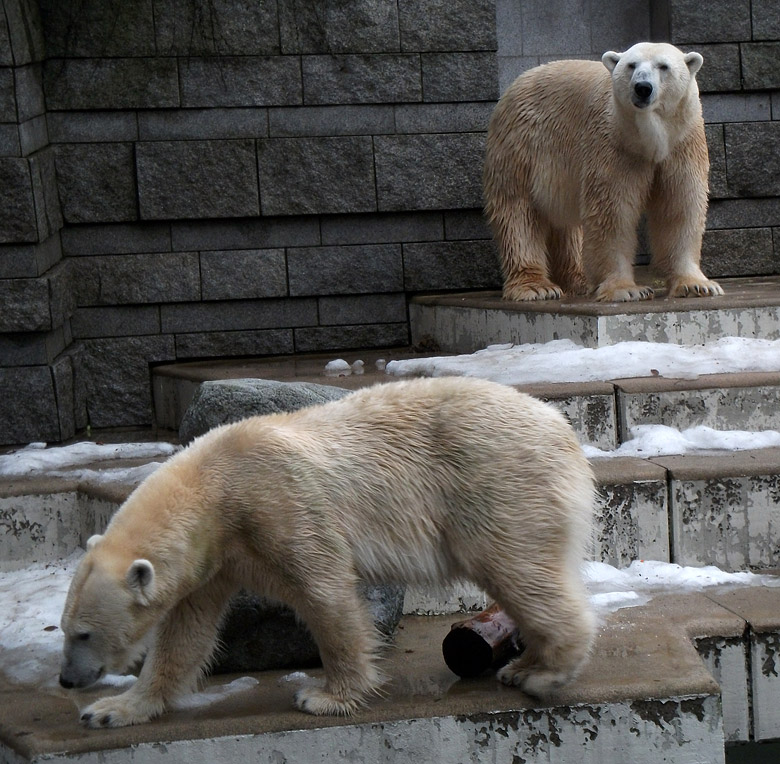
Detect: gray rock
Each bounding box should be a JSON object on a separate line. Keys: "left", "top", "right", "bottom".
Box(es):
{"left": 180, "top": 378, "right": 406, "bottom": 673}
{"left": 179, "top": 378, "right": 351, "bottom": 444}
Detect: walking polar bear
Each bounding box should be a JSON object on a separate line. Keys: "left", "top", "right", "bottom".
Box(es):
{"left": 484, "top": 42, "right": 724, "bottom": 302}
{"left": 59, "top": 377, "right": 596, "bottom": 728}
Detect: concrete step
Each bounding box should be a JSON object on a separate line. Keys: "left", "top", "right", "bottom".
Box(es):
{"left": 3, "top": 587, "right": 780, "bottom": 763}
{"left": 151, "top": 353, "right": 780, "bottom": 452}
{"left": 408, "top": 275, "right": 780, "bottom": 352}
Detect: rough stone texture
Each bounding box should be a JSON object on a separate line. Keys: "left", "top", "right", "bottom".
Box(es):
{"left": 179, "top": 57, "right": 301, "bottom": 107}
{"left": 302, "top": 54, "right": 421, "bottom": 105}
{"left": 0, "top": 235, "right": 61, "bottom": 279}
{"left": 318, "top": 293, "right": 407, "bottom": 326}
{"left": 278, "top": 0, "right": 400, "bottom": 54}
{"left": 179, "top": 377, "right": 351, "bottom": 443}
{"left": 43, "top": 58, "right": 180, "bottom": 110}
{"left": 403, "top": 240, "right": 501, "bottom": 291}
{"left": 175, "top": 329, "right": 294, "bottom": 360}
{"left": 137, "top": 140, "right": 259, "bottom": 220}
{"left": 741, "top": 43, "right": 780, "bottom": 90}
{"left": 374, "top": 134, "right": 485, "bottom": 211}
{"left": 200, "top": 249, "right": 287, "bottom": 300}
{"left": 421, "top": 53, "right": 499, "bottom": 102}
{"left": 702, "top": 228, "right": 776, "bottom": 277}
{"left": 669, "top": 0, "right": 751, "bottom": 42}
{"left": 71, "top": 306, "right": 161, "bottom": 339}
{"left": 398, "top": 0, "right": 497, "bottom": 52}
{"left": 288, "top": 244, "right": 403, "bottom": 296}
{"left": 53, "top": 143, "right": 136, "bottom": 223}
{"left": 72, "top": 252, "right": 200, "bottom": 306}
{"left": 725, "top": 123, "right": 780, "bottom": 198}
{"left": 670, "top": 474, "right": 780, "bottom": 570}
{"left": 294, "top": 322, "right": 409, "bottom": 352}
{"left": 751, "top": 632, "right": 780, "bottom": 740}
{"left": 694, "top": 44, "right": 742, "bottom": 93}
{"left": 257, "top": 137, "right": 376, "bottom": 215}
{"left": 0, "top": 157, "right": 38, "bottom": 242}
{"left": 0, "top": 366, "right": 61, "bottom": 443}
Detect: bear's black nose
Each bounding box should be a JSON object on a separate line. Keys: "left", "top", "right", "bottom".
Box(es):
{"left": 634, "top": 82, "right": 653, "bottom": 100}
{"left": 59, "top": 674, "right": 74, "bottom": 689}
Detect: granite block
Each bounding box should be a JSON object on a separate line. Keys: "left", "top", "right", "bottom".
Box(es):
{"left": 43, "top": 58, "right": 179, "bottom": 110}
{"left": 0, "top": 327, "right": 67, "bottom": 366}
{"left": 3, "top": 0, "right": 46, "bottom": 66}
{"left": 71, "top": 306, "right": 161, "bottom": 339}
{"left": 0, "top": 125, "right": 21, "bottom": 156}
{"left": 0, "top": 69, "right": 15, "bottom": 122}
{"left": 179, "top": 57, "right": 301, "bottom": 107}
{"left": 78, "top": 335, "right": 176, "bottom": 428}
{"left": 138, "top": 108, "right": 268, "bottom": 141}
{"left": 14, "top": 64, "right": 45, "bottom": 121}
{"left": 701, "top": 93, "right": 771, "bottom": 124}
{"left": 38, "top": 0, "right": 156, "bottom": 57}
{"left": 444, "top": 210, "right": 492, "bottom": 240}
{"left": 694, "top": 44, "right": 741, "bottom": 93}
{"left": 200, "top": 249, "right": 287, "bottom": 300}
{"left": 320, "top": 212, "right": 443, "bottom": 246}
{"left": 318, "top": 293, "right": 407, "bottom": 325}
{"left": 590, "top": 0, "right": 651, "bottom": 54}
{"left": 517, "top": 0, "right": 590, "bottom": 56}
{"left": 54, "top": 143, "right": 136, "bottom": 223}
{"left": 160, "top": 298, "right": 318, "bottom": 333}
{"left": 47, "top": 112, "right": 139, "bottom": 143}
{"left": 752, "top": 0, "right": 780, "bottom": 39}
{"left": 741, "top": 43, "right": 780, "bottom": 90}
{"left": 725, "top": 122, "right": 780, "bottom": 197}
{"left": 0, "top": 157, "right": 37, "bottom": 243}
{"left": 18, "top": 114, "right": 48, "bottom": 155}
{"left": 669, "top": 0, "right": 751, "bottom": 43}
{"left": 268, "top": 105, "right": 394, "bottom": 137}
{"left": 278, "top": 0, "right": 400, "bottom": 53}
{"left": 701, "top": 228, "right": 775, "bottom": 278}
{"left": 28, "top": 147, "right": 62, "bottom": 239}
{"left": 374, "top": 133, "right": 485, "bottom": 211}
{"left": 0, "top": 275, "right": 51, "bottom": 331}
{"left": 287, "top": 244, "right": 402, "bottom": 295}
{"left": 402, "top": 240, "right": 501, "bottom": 291}
{"left": 707, "top": 199, "right": 780, "bottom": 230}
{"left": 137, "top": 140, "right": 259, "bottom": 220}
{"left": 61, "top": 223, "right": 171, "bottom": 257}
{"left": 154, "top": 0, "right": 279, "bottom": 55}
{"left": 257, "top": 136, "right": 376, "bottom": 215}
{"left": 302, "top": 54, "right": 421, "bottom": 105}
{"left": 294, "top": 322, "right": 409, "bottom": 352}
{"left": 398, "top": 0, "right": 496, "bottom": 52}
{"left": 171, "top": 217, "right": 320, "bottom": 251}
{"left": 0, "top": 234, "right": 61, "bottom": 278}
{"left": 72, "top": 252, "right": 200, "bottom": 306}
{"left": 394, "top": 103, "right": 494, "bottom": 134}
{"left": 0, "top": 366, "right": 60, "bottom": 445}
{"left": 175, "top": 329, "right": 294, "bottom": 360}
{"left": 421, "top": 53, "right": 499, "bottom": 102}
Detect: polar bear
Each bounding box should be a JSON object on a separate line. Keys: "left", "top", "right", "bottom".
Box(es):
{"left": 59, "top": 377, "right": 596, "bottom": 728}
{"left": 484, "top": 42, "right": 723, "bottom": 302}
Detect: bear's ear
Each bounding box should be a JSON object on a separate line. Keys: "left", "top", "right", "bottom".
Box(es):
{"left": 684, "top": 51, "right": 703, "bottom": 76}
{"left": 602, "top": 51, "right": 621, "bottom": 73}
{"left": 86, "top": 534, "right": 103, "bottom": 550}
{"left": 126, "top": 559, "right": 156, "bottom": 605}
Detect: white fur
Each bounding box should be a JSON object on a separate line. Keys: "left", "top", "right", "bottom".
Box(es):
{"left": 60, "top": 377, "right": 596, "bottom": 727}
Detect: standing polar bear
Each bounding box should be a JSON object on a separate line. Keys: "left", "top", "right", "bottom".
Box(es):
{"left": 484, "top": 42, "right": 723, "bottom": 302}
{"left": 59, "top": 377, "right": 596, "bottom": 728}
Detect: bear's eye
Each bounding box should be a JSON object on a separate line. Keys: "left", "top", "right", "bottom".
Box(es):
{"left": 627, "top": 62, "right": 636, "bottom": 70}
{"left": 658, "top": 63, "right": 669, "bottom": 71}
{"left": 77, "top": 632, "right": 91, "bottom": 641}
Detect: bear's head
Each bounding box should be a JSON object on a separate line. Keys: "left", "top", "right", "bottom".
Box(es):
{"left": 59, "top": 534, "right": 160, "bottom": 689}
{"left": 602, "top": 42, "right": 702, "bottom": 112}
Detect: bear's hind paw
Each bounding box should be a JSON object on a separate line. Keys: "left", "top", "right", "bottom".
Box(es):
{"left": 496, "top": 663, "right": 570, "bottom": 698}
{"left": 294, "top": 687, "right": 361, "bottom": 716}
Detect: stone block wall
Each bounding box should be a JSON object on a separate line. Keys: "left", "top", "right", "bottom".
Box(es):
{"left": 0, "top": 0, "right": 779, "bottom": 443}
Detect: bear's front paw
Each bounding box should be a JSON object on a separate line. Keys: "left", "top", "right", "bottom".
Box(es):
{"left": 503, "top": 280, "right": 563, "bottom": 301}
{"left": 595, "top": 283, "right": 654, "bottom": 302}
{"left": 80, "top": 694, "right": 162, "bottom": 728}
{"left": 294, "top": 687, "right": 360, "bottom": 717}
{"left": 668, "top": 277, "right": 724, "bottom": 298}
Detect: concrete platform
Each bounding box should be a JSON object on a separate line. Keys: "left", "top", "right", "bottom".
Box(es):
{"left": 6, "top": 588, "right": 780, "bottom": 764}
{"left": 408, "top": 275, "right": 780, "bottom": 352}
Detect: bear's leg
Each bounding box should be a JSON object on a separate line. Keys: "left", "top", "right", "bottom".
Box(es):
{"left": 582, "top": 194, "right": 654, "bottom": 302}
{"left": 79, "top": 573, "right": 236, "bottom": 728}
{"left": 548, "top": 226, "right": 588, "bottom": 296}
{"left": 487, "top": 565, "right": 596, "bottom": 696}
{"left": 487, "top": 198, "right": 564, "bottom": 301}
{"left": 292, "top": 585, "right": 385, "bottom": 716}
{"left": 647, "top": 157, "right": 724, "bottom": 298}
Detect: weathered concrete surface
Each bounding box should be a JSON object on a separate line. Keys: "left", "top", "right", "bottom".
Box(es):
{"left": 0, "top": 592, "right": 754, "bottom": 764}
{"left": 653, "top": 449, "right": 780, "bottom": 571}
{"left": 409, "top": 275, "right": 780, "bottom": 351}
